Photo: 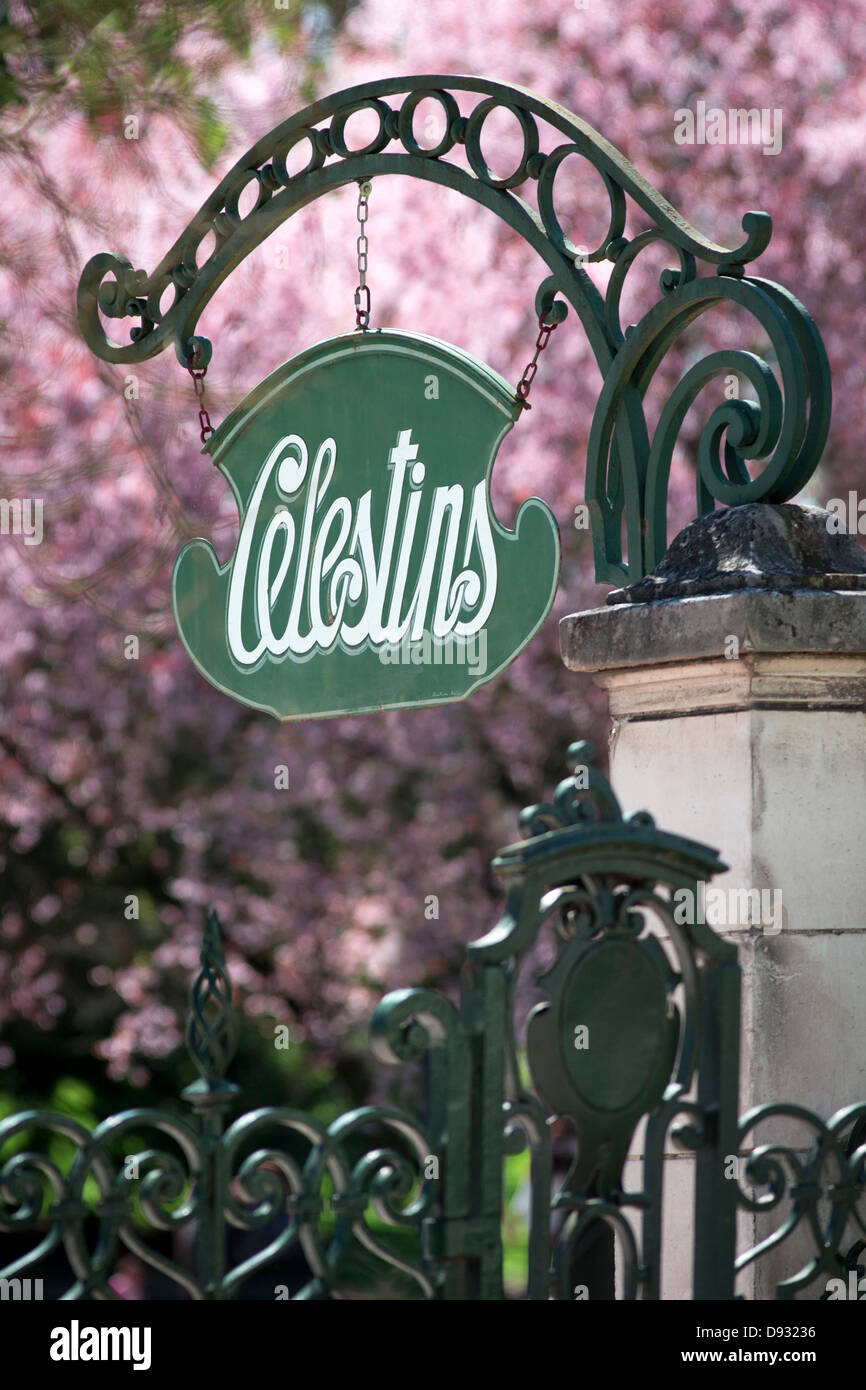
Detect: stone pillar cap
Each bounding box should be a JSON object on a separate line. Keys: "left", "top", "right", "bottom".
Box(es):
{"left": 610, "top": 503, "right": 866, "bottom": 605}
{"left": 562, "top": 504, "right": 866, "bottom": 673}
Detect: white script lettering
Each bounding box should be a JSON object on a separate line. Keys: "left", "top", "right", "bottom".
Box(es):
{"left": 226, "top": 427, "right": 497, "bottom": 665}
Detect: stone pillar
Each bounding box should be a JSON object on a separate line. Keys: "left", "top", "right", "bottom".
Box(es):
{"left": 561, "top": 504, "right": 866, "bottom": 1300}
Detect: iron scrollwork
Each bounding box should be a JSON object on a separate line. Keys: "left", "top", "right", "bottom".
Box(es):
{"left": 77, "top": 75, "right": 831, "bottom": 583}
{"left": 3, "top": 746, "right": 864, "bottom": 1299}
{"left": 734, "top": 1102, "right": 866, "bottom": 1299}
{"left": 0, "top": 912, "right": 439, "bottom": 1300}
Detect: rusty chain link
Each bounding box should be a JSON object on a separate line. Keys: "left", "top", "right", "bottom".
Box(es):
{"left": 186, "top": 354, "right": 214, "bottom": 445}
{"left": 516, "top": 311, "right": 560, "bottom": 411}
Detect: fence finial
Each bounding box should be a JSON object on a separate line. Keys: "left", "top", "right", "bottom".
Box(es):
{"left": 184, "top": 908, "right": 239, "bottom": 1094}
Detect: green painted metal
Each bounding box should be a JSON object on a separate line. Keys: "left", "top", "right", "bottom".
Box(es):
{"left": 3, "top": 742, "right": 863, "bottom": 1299}
{"left": 172, "top": 329, "right": 559, "bottom": 719}
{"left": 77, "top": 75, "right": 832, "bottom": 583}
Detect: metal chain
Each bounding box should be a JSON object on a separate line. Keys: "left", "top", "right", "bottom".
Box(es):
{"left": 516, "top": 311, "right": 559, "bottom": 411}
{"left": 354, "top": 180, "right": 372, "bottom": 331}
{"left": 186, "top": 354, "right": 214, "bottom": 445}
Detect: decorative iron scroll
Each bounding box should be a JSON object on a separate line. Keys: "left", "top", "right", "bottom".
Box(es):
{"left": 2, "top": 745, "right": 862, "bottom": 1298}
{"left": 76, "top": 75, "right": 832, "bottom": 583}
{"left": 0, "top": 913, "right": 438, "bottom": 1300}
{"left": 735, "top": 1104, "right": 866, "bottom": 1300}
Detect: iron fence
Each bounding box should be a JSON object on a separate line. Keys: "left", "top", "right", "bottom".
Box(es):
{"left": 1, "top": 742, "right": 863, "bottom": 1299}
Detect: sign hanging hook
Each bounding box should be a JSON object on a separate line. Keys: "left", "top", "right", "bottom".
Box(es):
{"left": 516, "top": 281, "right": 568, "bottom": 413}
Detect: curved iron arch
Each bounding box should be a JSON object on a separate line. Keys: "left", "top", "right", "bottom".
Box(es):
{"left": 77, "top": 74, "right": 830, "bottom": 584}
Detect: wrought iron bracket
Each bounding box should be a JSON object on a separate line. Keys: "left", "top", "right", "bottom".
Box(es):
{"left": 76, "top": 75, "right": 832, "bottom": 584}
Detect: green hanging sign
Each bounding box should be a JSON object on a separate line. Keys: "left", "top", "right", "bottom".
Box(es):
{"left": 172, "top": 330, "right": 560, "bottom": 720}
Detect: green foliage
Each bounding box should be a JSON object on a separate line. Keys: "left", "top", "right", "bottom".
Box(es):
{"left": 0, "top": 1076, "right": 103, "bottom": 1213}
{"left": 503, "top": 1147, "right": 531, "bottom": 1295}
{"left": 0, "top": 0, "right": 309, "bottom": 164}
{"left": 194, "top": 95, "right": 230, "bottom": 169}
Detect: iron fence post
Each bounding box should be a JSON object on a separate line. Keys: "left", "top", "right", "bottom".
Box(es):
{"left": 693, "top": 956, "right": 742, "bottom": 1299}
{"left": 182, "top": 910, "right": 240, "bottom": 1299}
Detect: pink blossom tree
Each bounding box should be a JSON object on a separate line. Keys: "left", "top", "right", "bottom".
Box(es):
{"left": 0, "top": 0, "right": 862, "bottom": 1103}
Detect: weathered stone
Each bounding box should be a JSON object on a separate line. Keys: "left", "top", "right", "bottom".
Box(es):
{"left": 561, "top": 499, "right": 866, "bottom": 1299}
{"left": 561, "top": 588, "right": 866, "bottom": 673}
{"left": 609, "top": 502, "right": 866, "bottom": 605}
